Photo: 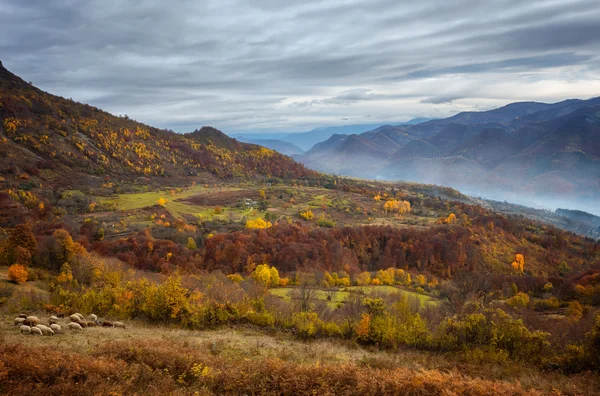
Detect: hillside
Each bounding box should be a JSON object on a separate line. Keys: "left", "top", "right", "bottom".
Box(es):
{"left": 235, "top": 137, "right": 305, "bottom": 156}
{"left": 0, "top": 61, "right": 317, "bottom": 189}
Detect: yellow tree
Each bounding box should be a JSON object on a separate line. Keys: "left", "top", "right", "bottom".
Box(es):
{"left": 269, "top": 266, "right": 280, "bottom": 287}
{"left": 186, "top": 237, "right": 197, "bottom": 250}
{"left": 252, "top": 264, "right": 272, "bottom": 286}
{"left": 300, "top": 210, "right": 314, "bottom": 220}
{"left": 511, "top": 254, "right": 525, "bottom": 273}
{"left": 323, "top": 271, "right": 335, "bottom": 287}
{"left": 355, "top": 271, "right": 371, "bottom": 286}
{"left": 383, "top": 199, "right": 399, "bottom": 212}
{"left": 246, "top": 218, "right": 272, "bottom": 229}
{"left": 157, "top": 197, "right": 167, "bottom": 206}
{"left": 7, "top": 264, "right": 28, "bottom": 284}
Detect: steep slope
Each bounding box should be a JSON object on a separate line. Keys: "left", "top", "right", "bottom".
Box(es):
{"left": 0, "top": 62, "right": 317, "bottom": 188}
{"left": 360, "top": 125, "right": 414, "bottom": 155}
{"left": 298, "top": 134, "right": 389, "bottom": 176}
{"left": 491, "top": 105, "right": 600, "bottom": 198}
{"left": 234, "top": 137, "right": 304, "bottom": 156}
{"left": 450, "top": 127, "right": 521, "bottom": 168}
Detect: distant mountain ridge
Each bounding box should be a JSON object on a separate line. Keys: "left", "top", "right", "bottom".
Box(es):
{"left": 231, "top": 118, "right": 432, "bottom": 151}
{"left": 296, "top": 96, "right": 600, "bottom": 213}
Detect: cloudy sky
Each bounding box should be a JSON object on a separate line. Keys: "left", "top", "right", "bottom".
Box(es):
{"left": 1, "top": 0, "right": 600, "bottom": 134}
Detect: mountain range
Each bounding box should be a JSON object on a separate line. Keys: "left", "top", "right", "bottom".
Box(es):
{"left": 296, "top": 97, "right": 600, "bottom": 214}
{"left": 231, "top": 118, "right": 431, "bottom": 151}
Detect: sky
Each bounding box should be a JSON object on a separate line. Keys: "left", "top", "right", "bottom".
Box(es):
{"left": 1, "top": 0, "right": 600, "bottom": 134}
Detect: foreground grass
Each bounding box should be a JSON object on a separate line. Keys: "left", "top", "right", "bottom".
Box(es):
{"left": 1, "top": 315, "right": 596, "bottom": 395}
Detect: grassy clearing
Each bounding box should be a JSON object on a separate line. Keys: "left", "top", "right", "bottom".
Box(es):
{"left": 345, "top": 285, "right": 438, "bottom": 306}
{"left": 270, "top": 285, "right": 439, "bottom": 308}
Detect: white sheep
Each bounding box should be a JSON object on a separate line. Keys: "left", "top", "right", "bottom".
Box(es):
{"left": 14, "top": 317, "right": 26, "bottom": 326}
{"left": 113, "top": 321, "right": 126, "bottom": 329}
{"left": 68, "top": 322, "right": 83, "bottom": 331}
{"left": 30, "top": 327, "right": 43, "bottom": 335}
{"left": 88, "top": 313, "right": 98, "bottom": 323}
{"left": 36, "top": 324, "right": 55, "bottom": 336}
{"left": 49, "top": 315, "right": 60, "bottom": 322}
{"left": 26, "top": 316, "right": 40, "bottom": 325}
{"left": 20, "top": 325, "right": 31, "bottom": 334}
{"left": 69, "top": 314, "right": 80, "bottom": 322}
{"left": 75, "top": 313, "right": 85, "bottom": 322}
{"left": 50, "top": 323, "right": 62, "bottom": 334}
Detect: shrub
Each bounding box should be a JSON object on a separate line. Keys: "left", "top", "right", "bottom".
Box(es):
{"left": 534, "top": 297, "right": 560, "bottom": 311}
{"left": 246, "top": 311, "right": 275, "bottom": 327}
{"left": 7, "top": 264, "right": 28, "bottom": 284}
{"left": 506, "top": 292, "right": 530, "bottom": 308}
{"left": 436, "top": 309, "right": 550, "bottom": 362}
{"left": 317, "top": 218, "right": 336, "bottom": 227}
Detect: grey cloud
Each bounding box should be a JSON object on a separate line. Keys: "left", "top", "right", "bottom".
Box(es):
{"left": 420, "top": 96, "right": 464, "bottom": 105}
{"left": 1, "top": 0, "right": 599, "bottom": 133}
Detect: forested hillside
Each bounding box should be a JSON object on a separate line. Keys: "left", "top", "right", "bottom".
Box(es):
{"left": 0, "top": 61, "right": 316, "bottom": 188}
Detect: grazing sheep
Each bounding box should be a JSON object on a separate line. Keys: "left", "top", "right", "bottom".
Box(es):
{"left": 49, "top": 318, "right": 58, "bottom": 325}
{"left": 75, "top": 313, "right": 85, "bottom": 322}
{"left": 88, "top": 313, "right": 98, "bottom": 323}
{"left": 26, "top": 316, "right": 40, "bottom": 325}
{"left": 18, "top": 313, "right": 28, "bottom": 319}
{"left": 85, "top": 321, "right": 96, "bottom": 327}
{"left": 50, "top": 315, "right": 59, "bottom": 321}
{"left": 68, "top": 322, "right": 83, "bottom": 331}
{"left": 101, "top": 321, "right": 114, "bottom": 327}
{"left": 30, "top": 327, "right": 43, "bottom": 335}
{"left": 14, "top": 317, "right": 26, "bottom": 326}
{"left": 20, "top": 325, "right": 31, "bottom": 334}
{"left": 114, "top": 322, "right": 126, "bottom": 329}
{"left": 23, "top": 319, "right": 36, "bottom": 327}
{"left": 69, "top": 314, "right": 80, "bottom": 322}
{"left": 77, "top": 321, "right": 88, "bottom": 328}
{"left": 50, "top": 323, "right": 61, "bottom": 334}
{"left": 36, "top": 324, "right": 55, "bottom": 336}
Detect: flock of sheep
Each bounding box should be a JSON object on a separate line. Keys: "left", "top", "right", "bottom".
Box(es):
{"left": 13, "top": 313, "right": 126, "bottom": 336}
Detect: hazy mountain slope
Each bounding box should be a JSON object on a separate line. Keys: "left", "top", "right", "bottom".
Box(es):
{"left": 235, "top": 137, "right": 304, "bottom": 156}
{"left": 0, "top": 61, "right": 317, "bottom": 188}
{"left": 294, "top": 96, "right": 600, "bottom": 210}
{"left": 298, "top": 134, "right": 390, "bottom": 176}
{"left": 232, "top": 118, "right": 432, "bottom": 151}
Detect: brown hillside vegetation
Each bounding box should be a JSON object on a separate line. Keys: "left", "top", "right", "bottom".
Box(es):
{"left": 0, "top": 62, "right": 317, "bottom": 188}
{"left": 1, "top": 323, "right": 597, "bottom": 395}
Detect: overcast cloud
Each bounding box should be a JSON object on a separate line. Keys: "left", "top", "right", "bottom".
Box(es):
{"left": 1, "top": 0, "right": 600, "bottom": 133}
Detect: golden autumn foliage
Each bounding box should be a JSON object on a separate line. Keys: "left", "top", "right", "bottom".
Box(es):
{"left": 157, "top": 197, "right": 167, "bottom": 206}
{"left": 511, "top": 253, "right": 525, "bottom": 273}
{"left": 383, "top": 199, "right": 411, "bottom": 214}
{"left": 7, "top": 264, "right": 28, "bottom": 284}
{"left": 251, "top": 264, "right": 280, "bottom": 287}
{"left": 300, "top": 209, "right": 314, "bottom": 221}
{"left": 245, "top": 218, "right": 272, "bottom": 229}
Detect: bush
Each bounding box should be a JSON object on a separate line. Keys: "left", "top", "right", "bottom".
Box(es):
{"left": 7, "top": 264, "right": 28, "bottom": 284}
{"left": 534, "top": 297, "right": 560, "bottom": 311}
{"left": 506, "top": 292, "right": 530, "bottom": 308}
{"left": 317, "top": 218, "right": 336, "bottom": 227}
{"left": 436, "top": 309, "right": 550, "bottom": 362}
{"left": 246, "top": 311, "right": 275, "bottom": 327}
